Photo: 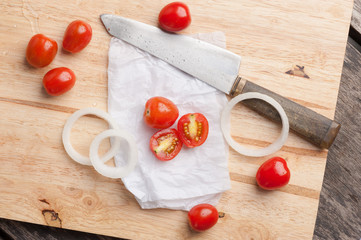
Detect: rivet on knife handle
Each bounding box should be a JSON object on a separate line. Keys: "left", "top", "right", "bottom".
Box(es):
{"left": 231, "top": 77, "right": 340, "bottom": 149}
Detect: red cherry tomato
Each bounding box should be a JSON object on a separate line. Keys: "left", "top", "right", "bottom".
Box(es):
{"left": 158, "top": 2, "right": 191, "bottom": 32}
{"left": 188, "top": 204, "right": 218, "bottom": 232}
{"left": 144, "top": 97, "right": 179, "bottom": 129}
{"left": 63, "top": 20, "right": 92, "bottom": 53}
{"left": 150, "top": 128, "right": 182, "bottom": 161}
{"left": 43, "top": 67, "right": 76, "bottom": 96}
{"left": 26, "top": 34, "right": 58, "bottom": 68}
{"left": 256, "top": 157, "right": 291, "bottom": 190}
{"left": 177, "top": 113, "right": 209, "bottom": 148}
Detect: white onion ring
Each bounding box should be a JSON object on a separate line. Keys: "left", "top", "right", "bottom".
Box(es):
{"left": 62, "top": 108, "right": 121, "bottom": 166}
{"left": 89, "top": 129, "right": 138, "bottom": 179}
{"left": 221, "top": 92, "right": 289, "bottom": 157}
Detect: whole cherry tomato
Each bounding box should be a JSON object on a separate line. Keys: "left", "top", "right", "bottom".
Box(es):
{"left": 63, "top": 20, "right": 92, "bottom": 53}
{"left": 43, "top": 67, "right": 76, "bottom": 96}
{"left": 158, "top": 2, "right": 191, "bottom": 32}
{"left": 150, "top": 128, "right": 182, "bottom": 161}
{"left": 26, "top": 34, "right": 58, "bottom": 68}
{"left": 256, "top": 157, "right": 291, "bottom": 190}
{"left": 144, "top": 97, "right": 179, "bottom": 129}
{"left": 177, "top": 113, "right": 209, "bottom": 148}
{"left": 188, "top": 204, "right": 219, "bottom": 232}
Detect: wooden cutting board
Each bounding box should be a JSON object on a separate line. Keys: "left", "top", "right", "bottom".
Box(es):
{"left": 0, "top": 0, "right": 353, "bottom": 239}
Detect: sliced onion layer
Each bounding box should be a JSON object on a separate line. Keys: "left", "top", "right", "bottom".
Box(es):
{"left": 62, "top": 108, "right": 121, "bottom": 166}
{"left": 90, "top": 129, "right": 138, "bottom": 179}
{"left": 221, "top": 92, "right": 289, "bottom": 157}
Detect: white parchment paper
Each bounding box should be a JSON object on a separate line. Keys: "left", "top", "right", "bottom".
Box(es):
{"left": 107, "top": 32, "right": 231, "bottom": 210}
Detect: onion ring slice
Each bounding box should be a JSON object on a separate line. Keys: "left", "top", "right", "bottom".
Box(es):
{"left": 89, "top": 129, "right": 138, "bottom": 179}
{"left": 221, "top": 92, "right": 289, "bottom": 157}
{"left": 62, "top": 108, "right": 121, "bottom": 166}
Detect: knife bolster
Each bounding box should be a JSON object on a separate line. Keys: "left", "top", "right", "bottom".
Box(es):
{"left": 230, "top": 76, "right": 246, "bottom": 97}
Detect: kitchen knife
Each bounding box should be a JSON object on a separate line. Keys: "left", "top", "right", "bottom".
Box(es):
{"left": 100, "top": 14, "right": 340, "bottom": 149}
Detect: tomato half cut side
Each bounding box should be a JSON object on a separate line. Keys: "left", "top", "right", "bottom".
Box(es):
{"left": 177, "top": 113, "right": 209, "bottom": 148}
{"left": 150, "top": 128, "right": 182, "bottom": 161}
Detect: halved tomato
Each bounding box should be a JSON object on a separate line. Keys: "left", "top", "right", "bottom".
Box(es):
{"left": 177, "top": 113, "right": 209, "bottom": 148}
{"left": 150, "top": 128, "right": 182, "bottom": 161}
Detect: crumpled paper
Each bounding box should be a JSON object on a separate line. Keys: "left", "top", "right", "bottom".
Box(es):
{"left": 107, "top": 32, "right": 231, "bottom": 211}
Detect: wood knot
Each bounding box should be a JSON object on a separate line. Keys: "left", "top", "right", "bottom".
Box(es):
{"left": 39, "top": 199, "right": 50, "bottom": 205}
{"left": 285, "top": 65, "right": 310, "bottom": 79}
{"left": 60, "top": 186, "right": 83, "bottom": 198}
{"left": 82, "top": 196, "right": 98, "bottom": 209}
{"left": 42, "top": 209, "right": 62, "bottom": 228}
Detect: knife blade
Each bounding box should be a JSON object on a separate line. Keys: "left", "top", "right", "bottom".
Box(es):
{"left": 100, "top": 14, "right": 340, "bottom": 149}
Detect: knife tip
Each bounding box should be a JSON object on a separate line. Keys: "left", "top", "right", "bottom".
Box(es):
{"left": 100, "top": 14, "right": 110, "bottom": 21}
{"left": 99, "top": 14, "right": 110, "bottom": 32}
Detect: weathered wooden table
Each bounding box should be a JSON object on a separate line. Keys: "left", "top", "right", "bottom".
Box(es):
{"left": 1, "top": 1, "right": 361, "bottom": 240}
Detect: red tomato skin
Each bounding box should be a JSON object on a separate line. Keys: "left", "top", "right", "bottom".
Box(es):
{"left": 26, "top": 34, "right": 58, "bottom": 68}
{"left": 177, "top": 113, "right": 209, "bottom": 148}
{"left": 150, "top": 128, "right": 183, "bottom": 161}
{"left": 63, "top": 20, "right": 92, "bottom": 53}
{"left": 144, "top": 97, "right": 179, "bottom": 129}
{"left": 256, "top": 157, "right": 291, "bottom": 190}
{"left": 188, "top": 204, "right": 218, "bottom": 232}
{"left": 158, "top": 2, "right": 191, "bottom": 32}
{"left": 43, "top": 67, "right": 76, "bottom": 96}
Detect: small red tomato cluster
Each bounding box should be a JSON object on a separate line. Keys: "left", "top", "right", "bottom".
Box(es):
{"left": 25, "top": 20, "right": 92, "bottom": 96}
{"left": 143, "top": 96, "right": 209, "bottom": 161}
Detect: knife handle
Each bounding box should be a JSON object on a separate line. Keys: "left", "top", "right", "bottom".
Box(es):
{"left": 233, "top": 79, "right": 340, "bottom": 149}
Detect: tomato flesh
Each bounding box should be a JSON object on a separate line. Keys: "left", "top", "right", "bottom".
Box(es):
{"left": 43, "top": 67, "right": 76, "bottom": 96}
{"left": 144, "top": 97, "right": 179, "bottom": 129}
{"left": 63, "top": 20, "right": 92, "bottom": 53}
{"left": 158, "top": 2, "right": 191, "bottom": 32}
{"left": 256, "top": 157, "right": 291, "bottom": 190}
{"left": 188, "top": 204, "right": 218, "bottom": 232}
{"left": 150, "top": 128, "right": 182, "bottom": 161}
{"left": 26, "top": 34, "right": 58, "bottom": 68}
{"left": 178, "top": 113, "right": 208, "bottom": 148}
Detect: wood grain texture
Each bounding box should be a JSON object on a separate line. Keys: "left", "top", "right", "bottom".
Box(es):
{"left": 0, "top": 0, "right": 353, "bottom": 239}
{"left": 313, "top": 38, "right": 361, "bottom": 240}
{"left": 351, "top": 0, "right": 361, "bottom": 41}
{"left": 0, "top": 218, "right": 120, "bottom": 240}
